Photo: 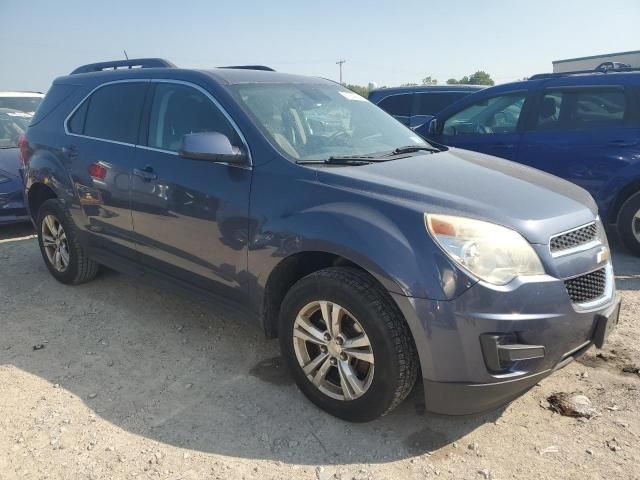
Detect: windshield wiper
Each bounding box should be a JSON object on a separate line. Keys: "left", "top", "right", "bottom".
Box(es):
{"left": 385, "top": 145, "right": 441, "bottom": 156}
{"left": 297, "top": 155, "right": 379, "bottom": 166}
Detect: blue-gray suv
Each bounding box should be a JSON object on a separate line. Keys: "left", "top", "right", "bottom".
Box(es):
{"left": 23, "top": 59, "right": 621, "bottom": 422}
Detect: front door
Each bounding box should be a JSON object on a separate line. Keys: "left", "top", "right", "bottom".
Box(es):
{"left": 130, "top": 81, "right": 252, "bottom": 301}
{"left": 431, "top": 91, "right": 529, "bottom": 161}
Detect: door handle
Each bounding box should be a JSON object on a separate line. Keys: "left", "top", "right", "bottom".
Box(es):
{"left": 608, "top": 140, "right": 638, "bottom": 147}
{"left": 133, "top": 166, "right": 157, "bottom": 181}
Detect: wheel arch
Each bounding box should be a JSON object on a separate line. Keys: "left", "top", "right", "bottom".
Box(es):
{"left": 261, "top": 250, "right": 405, "bottom": 339}
{"left": 608, "top": 179, "right": 640, "bottom": 225}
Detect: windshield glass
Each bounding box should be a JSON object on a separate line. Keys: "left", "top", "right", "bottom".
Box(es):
{"left": 229, "top": 83, "right": 429, "bottom": 161}
{"left": 0, "top": 110, "right": 32, "bottom": 148}
{"left": 0, "top": 96, "right": 42, "bottom": 113}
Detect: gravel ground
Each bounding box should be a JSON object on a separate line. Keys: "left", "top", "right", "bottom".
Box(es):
{"left": 1, "top": 223, "right": 639, "bottom": 480}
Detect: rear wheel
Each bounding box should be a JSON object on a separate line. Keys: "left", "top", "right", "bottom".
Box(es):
{"left": 36, "top": 199, "right": 99, "bottom": 284}
{"left": 617, "top": 192, "right": 640, "bottom": 256}
{"left": 279, "top": 267, "right": 418, "bottom": 422}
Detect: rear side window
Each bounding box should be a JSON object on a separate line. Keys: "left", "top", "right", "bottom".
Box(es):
{"left": 68, "top": 82, "right": 147, "bottom": 144}
{"left": 414, "top": 92, "right": 470, "bottom": 115}
{"left": 535, "top": 87, "right": 627, "bottom": 131}
{"left": 377, "top": 94, "right": 413, "bottom": 116}
{"left": 146, "top": 83, "right": 239, "bottom": 152}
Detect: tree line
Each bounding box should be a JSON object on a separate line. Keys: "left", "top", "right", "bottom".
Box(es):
{"left": 346, "top": 70, "right": 495, "bottom": 98}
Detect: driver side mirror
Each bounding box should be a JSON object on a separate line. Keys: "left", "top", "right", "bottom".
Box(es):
{"left": 427, "top": 117, "right": 438, "bottom": 135}
{"left": 179, "top": 132, "right": 247, "bottom": 164}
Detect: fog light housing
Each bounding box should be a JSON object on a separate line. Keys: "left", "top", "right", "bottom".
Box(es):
{"left": 480, "top": 333, "right": 545, "bottom": 373}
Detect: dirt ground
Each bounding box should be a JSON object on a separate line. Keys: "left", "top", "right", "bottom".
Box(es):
{"left": 1, "top": 223, "right": 639, "bottom": 480}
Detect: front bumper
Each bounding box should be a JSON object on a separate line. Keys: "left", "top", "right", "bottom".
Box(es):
{"left": 391, "top": 263, "right": 620, "bottom": 415}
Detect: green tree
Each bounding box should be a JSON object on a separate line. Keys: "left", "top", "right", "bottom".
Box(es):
{"left": 421, "top": 76, "right": 438, "bottom": 85}
{"left": 466, "top": 71, "right": 494, "bottom": 85}
{"left": 446, "top": 71, "right": 495, "bottom": 86}
{"left": 345, "top": 84, "right": 369, "bottom": 98}
{"left": 400, "top": 82, "right": 419, "bottom": 87}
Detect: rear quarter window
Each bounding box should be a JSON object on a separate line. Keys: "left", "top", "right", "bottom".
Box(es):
{"left": 415, "top": 92, "right": 470, "bottom": 115}
{"left": 377, "top": 93, "right": 413, "bottom": 116}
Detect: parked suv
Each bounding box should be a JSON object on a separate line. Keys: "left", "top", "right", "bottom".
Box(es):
{"left": 369, "top": 85, "right": 484, "bottom": 129}
{"left": 24, "top": 59, "right": 620, "bottom": 421}
{"left": 420, "top": 70, "right": 640, "bottom": 254}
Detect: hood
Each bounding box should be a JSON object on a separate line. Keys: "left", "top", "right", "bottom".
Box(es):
{"left": 0, "top": 147, "right": 20, "bottom": 177}
{"left": 316, "top": 148, "right": 597, "bottom": 244}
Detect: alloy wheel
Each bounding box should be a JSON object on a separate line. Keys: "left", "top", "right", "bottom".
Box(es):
{"left": 292, "top": 300, "right": 375, "bottom": 401}
{"left": 41, "top": 214, "right": 70, "bottom": 272}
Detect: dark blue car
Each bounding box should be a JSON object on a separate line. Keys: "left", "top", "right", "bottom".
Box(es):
{"left": 0, "top": 108, "right": 31, "bottom": 225}
{"left": 23, "top": 59, "right": 620, "bottom": 421}
{"left": 421, "top": 70, "right": 640, "bottom": 254}
{"left": 369, "top": 84, "right": 485, "bottom": 129}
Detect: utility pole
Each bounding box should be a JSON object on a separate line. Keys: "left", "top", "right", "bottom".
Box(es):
{"left": 336, "top": 59, "right": 346, "bottom": 84}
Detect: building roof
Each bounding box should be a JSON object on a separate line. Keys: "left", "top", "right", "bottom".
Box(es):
{"left": 553, "top": 50, "right": 640, "bottom": 65}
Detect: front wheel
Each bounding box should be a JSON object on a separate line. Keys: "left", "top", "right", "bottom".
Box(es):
{"left": 279, "top": 267, "right": 419, "bottom": 422}
{"left": 36, "top": 199, "right": 99, "bottom": 284}
{"left": 617, "top": 192, "right": 640, "bottom": 256}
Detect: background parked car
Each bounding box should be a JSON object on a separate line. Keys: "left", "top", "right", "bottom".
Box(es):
{"left": 0, "top": 108, "right": 31, "bottom": 225}
{"left": 369, "top": 85, "right": 485, "bottom": 129}
{"left": 0, "top": 91, "right": 44, "bottom": 114}
{"left": 421, "top": 70, "right": 640, "bottom": 254}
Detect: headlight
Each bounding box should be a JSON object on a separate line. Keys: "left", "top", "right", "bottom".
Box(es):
{"left": 425, "top": 213, "right": 544, "bottom": 285}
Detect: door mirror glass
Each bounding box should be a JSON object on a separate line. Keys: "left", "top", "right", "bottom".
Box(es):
{"left": 179, "top": 132, "right": 247, "bottom": 163}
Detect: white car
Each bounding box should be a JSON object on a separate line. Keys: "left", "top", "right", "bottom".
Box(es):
{"left": 0, "top": 91, "right": 44, "bottom": 114}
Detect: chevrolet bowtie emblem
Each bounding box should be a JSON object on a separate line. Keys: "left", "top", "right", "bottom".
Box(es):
{"left": 597, "top": 246, "right": 610, "bottom": 264}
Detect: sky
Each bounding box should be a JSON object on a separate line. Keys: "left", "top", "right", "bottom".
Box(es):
{"left": 1, "top": 0, "right": 639, "bottom": 92}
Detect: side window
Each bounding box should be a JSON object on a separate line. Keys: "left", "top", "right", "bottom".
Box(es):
{"left": 67, "top": 99, "right": 88, "bottom": 134}
{"left": 415, "top": 92, "right": 468, "bottom": 116}
{"left": 377, "top": 94, "right": 413, "bottom": 117}
{"left": 147, "top": 83, "right": 239, "bottom": 152}
{"left": 535, "top": 88, "right": 627, "bottom": 131}
{"left": 536, "top": 91, "right": 563, "bottom": 130}
{"left": 77, "top": 83, "right": 147, "bottom": 143}
{"left": 442, "top": 93, "right": 526, "bottom": 136}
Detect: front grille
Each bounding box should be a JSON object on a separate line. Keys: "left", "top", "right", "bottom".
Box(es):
{"left": 550, "top": 222, "right": 598, "bottom": 253}
{"left": 564, "top": 268, "right": 607, "bottom": 303}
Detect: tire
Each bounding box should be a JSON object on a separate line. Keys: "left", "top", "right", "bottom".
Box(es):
{"left": 279, "top": 267, "right": 419, "bottom": 422}
{"left": 36, "top": 198, "right": 99, "bottom": 284}
{"left": 617, "top": 192, "right": 640, "bottom": 256}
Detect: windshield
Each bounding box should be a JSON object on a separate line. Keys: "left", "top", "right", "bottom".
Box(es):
{"left": 0, "top": 96, "right": 42, "bottom": 113}
{"left": 229, "top": 83, "right": 429, "bottom": 161}
{"left": 0, "top": 110, "right": 32, "bottom": 148}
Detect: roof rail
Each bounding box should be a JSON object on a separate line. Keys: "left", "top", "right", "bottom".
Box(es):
{"left": 529, "top": 66, "right": 640, "bottom": 80}
{"left": 219, "top": 65, "right": 275, "bottom": 71}
{"left": 70, "top": 58, "right": 176, "bottom": 75}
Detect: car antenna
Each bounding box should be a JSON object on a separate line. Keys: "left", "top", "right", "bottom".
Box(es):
{"left": 123, "top": 50, "right": 129, "bottom": 60}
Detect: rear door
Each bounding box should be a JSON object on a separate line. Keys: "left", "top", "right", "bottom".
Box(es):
{"left": 518, "top": 85, "right": 640, "bottom": 206}
{"left": 130, "top": 80, "right": 252, "bottom": 302}
{"left": 65, "top": 81, "right": 148, "bottom": 258}
{"left": 430, "top": 90, "right": 530, "bottom": 161}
